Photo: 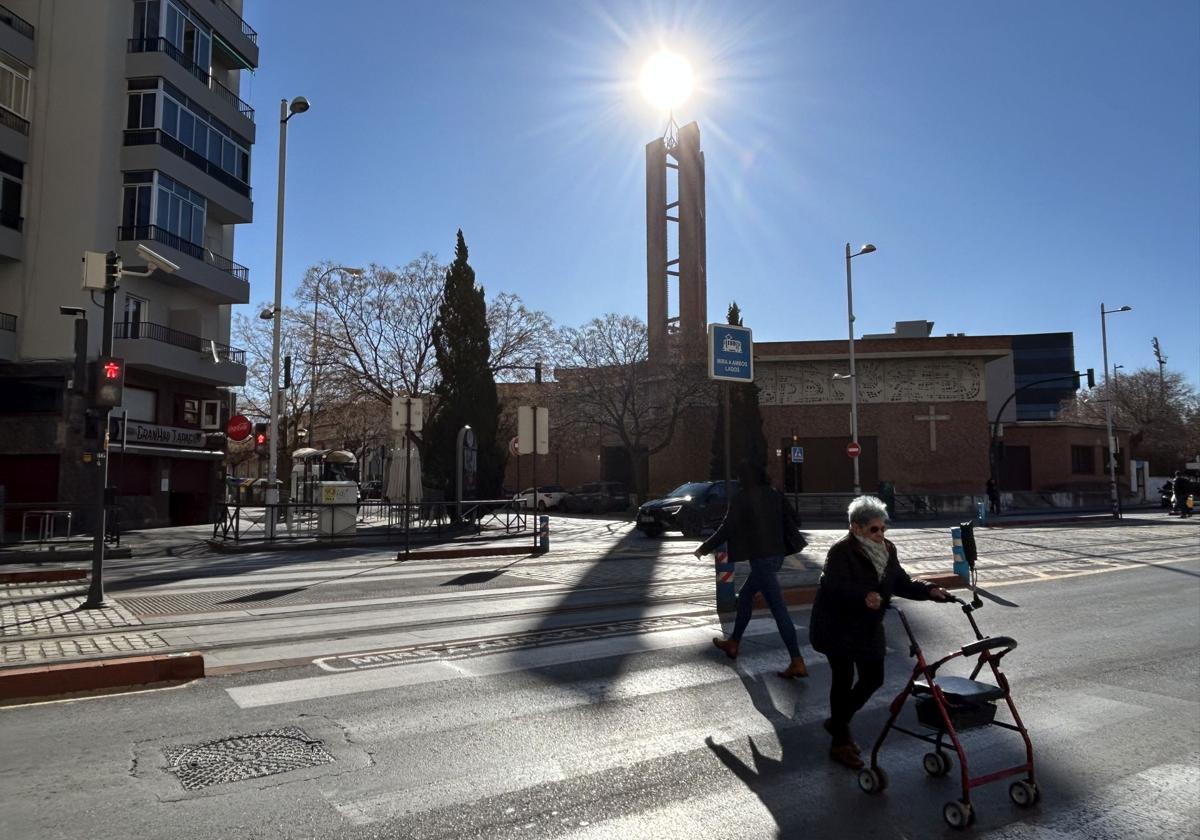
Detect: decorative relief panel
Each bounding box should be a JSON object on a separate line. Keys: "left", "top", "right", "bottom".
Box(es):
{"left": 757, "top": 358, "right": 983, "bottom": 405}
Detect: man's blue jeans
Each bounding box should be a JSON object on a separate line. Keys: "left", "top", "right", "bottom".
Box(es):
{"left": 729, "top": 554, "right": 800, "bottom": 658}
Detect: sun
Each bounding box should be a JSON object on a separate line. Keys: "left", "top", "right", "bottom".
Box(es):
{"left": 638, "top": 50, "right": 694, "bottom": 112}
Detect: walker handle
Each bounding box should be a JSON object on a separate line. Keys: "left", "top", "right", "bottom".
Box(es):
{"left": 961, "top": 635, "right": 1017, "bottom": 657}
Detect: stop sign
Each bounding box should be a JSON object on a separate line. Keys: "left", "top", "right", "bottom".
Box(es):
{"left": 226, "top": 414, "right": 252, "bottom": 442}
{"left": 846, "top": 441, "right": 862, "bottom": 458}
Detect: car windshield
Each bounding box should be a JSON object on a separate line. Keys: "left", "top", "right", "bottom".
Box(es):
{"left": 667, "top": 482, "right": 711, "bottom": 499}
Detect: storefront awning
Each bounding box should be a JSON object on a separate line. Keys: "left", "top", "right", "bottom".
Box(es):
{"left": 119, "top": 444, "right": 225, "bottom": 461}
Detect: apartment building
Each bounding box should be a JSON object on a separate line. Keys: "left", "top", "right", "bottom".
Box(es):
{"left": 0, "top": 0, "right": 258, "bottom": 528}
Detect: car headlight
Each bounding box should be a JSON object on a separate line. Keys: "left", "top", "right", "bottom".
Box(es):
{"left": 662, "top": 505, "right": 682, "bottom": 515}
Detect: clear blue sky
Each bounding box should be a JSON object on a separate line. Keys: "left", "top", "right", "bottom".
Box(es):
{"left": 235, "top": 0, "right": 1200, "bottom": 387}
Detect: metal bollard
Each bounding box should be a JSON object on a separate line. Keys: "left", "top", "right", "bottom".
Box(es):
{"left": 714, "top": 545, "right": 736, "bottom": 613}
{"left": 951, "top": 521, "right": 977, "bottom": 583}
{"left": 976, "top": 499, "right": 987, "bottom": 524}
{"left": 538, "top": 514, "right": 550, "bottom": 552}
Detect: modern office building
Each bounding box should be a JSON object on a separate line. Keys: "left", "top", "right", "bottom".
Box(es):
{"left": 0, "top": 0, "right": 258, "bottom": 528}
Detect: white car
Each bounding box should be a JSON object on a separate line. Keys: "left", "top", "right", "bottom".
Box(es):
{"left": 513, "top": 485, "right": 569, "bottom": 510}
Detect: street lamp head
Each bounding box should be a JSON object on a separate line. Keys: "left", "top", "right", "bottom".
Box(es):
{"left": 342, "top": 267, "right": 364, "bottom": 277}
{"left": 289, "top": 96, "right": 310, "bottom": 116}
{"left": 1118, "top": 305, "right": 1132, "bottom": 312}
{"left": 858, "top": 244, "right": 876, "bottom": 255}
{"left": 259, "top": 306, "right": 276, "bottom": 321}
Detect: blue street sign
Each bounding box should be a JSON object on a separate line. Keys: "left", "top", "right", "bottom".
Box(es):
{"left": 790, "top": 446, "right": 804, "bottom": 464}
{"left": 707, "top": 323, "right": 754, "bottom": 383}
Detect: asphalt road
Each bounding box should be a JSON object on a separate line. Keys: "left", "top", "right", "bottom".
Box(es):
{"left": 2, "top": 517, "right": 1197, "bottom": 839}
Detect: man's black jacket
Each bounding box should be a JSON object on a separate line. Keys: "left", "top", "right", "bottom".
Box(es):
{"left": 809, "top": 532, "right": 934, "bottom": 658}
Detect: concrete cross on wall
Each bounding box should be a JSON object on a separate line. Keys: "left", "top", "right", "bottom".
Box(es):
{"left": 915, "top": 404, "right": 950, "bottom": 451}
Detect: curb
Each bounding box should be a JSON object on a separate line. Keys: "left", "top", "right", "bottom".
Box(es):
{"left": 0, "top": 568, "right": 88, "bottom": 585}
{"left": 0, "top": 651, "right": 204, "bottom": 702}
{"left": 764, "top": 573, "right": 965, "bottom": 610}
{"left": 397, "top": 544, "right": 542, "bottom": 561}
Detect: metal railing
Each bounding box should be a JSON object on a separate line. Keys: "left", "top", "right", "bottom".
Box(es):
{"left": 117, "top": 224, "right": 249, "bottom": 282}
{"left": 0, "top": 311, "right": 14, "bottom": 332}
{"left": 1, "top": 501, "right": 119, "bottom": 547}
{"left": 208, "top": 0, "right": 258, "bottom": 45}
{"left": 211, "top": 498, "right": 531, "bottom": 544}
{"left": 113, "top": 320, "right": 246, "bottom": 365}
{"left": 124, "top": 128, "right": 251, "bottom": 198}
{"left": 0, "top": 3, "right": 33, "bottom": 39}
{"left": 0, "top": 107, "right": 29, "bottom": 136}
{"left": 127, "top": 37, "right": 254, "bottom": 119}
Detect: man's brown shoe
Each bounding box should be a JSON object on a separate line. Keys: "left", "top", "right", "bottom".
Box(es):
{"left": 778, "top": 655, "right": 808, "bottom": 679}
{"left": 712, "top": 638, "right": 739, "bottom": 659}
{"left": 829, "top": 743, "right": 864, "bottom": 770}
{"left": 823, "top": 718, "right": 861, "bottom": 753}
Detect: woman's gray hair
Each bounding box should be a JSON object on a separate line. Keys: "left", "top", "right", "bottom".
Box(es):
{"left": 848, "top": 495, "right": 889, "bottom": 527}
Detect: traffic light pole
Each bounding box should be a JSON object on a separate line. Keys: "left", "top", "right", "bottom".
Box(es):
{"left": 82, "top": 255, "right": 119, "bottom": 609}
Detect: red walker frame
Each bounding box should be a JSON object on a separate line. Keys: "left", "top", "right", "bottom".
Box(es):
{"left": 857, "top": 595, "right": 1039, "bottom": 829}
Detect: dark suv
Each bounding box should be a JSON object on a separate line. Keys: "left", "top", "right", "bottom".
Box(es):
{"left": 636, "top": 480, "right": 737, "bottom": 538}
{"left": 564, "top": 481, "right": 630, "bottom": 513}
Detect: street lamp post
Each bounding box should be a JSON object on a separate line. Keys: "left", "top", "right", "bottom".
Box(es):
{"left": 266, "top": 96, "right": 309, "bottom": 536}
{"left": 845, "top": 242, "right": 876, "bottom": 495}
{"left": 308, "top": 265, "right": 364, "bottom": 449}
{"left": 1100, "top": 303, "right": 1132, "bottom": 520}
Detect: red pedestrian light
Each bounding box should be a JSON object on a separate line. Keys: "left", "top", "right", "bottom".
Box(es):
{"left": 103, "top": 361, "right": 121, "bottom": 380}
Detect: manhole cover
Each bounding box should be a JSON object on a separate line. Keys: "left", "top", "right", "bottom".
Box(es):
{"left": 163, "top": 726, "right": 335, "bottom": 790}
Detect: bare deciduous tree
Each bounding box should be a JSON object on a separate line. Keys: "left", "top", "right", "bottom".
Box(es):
{"left": 554, "top": 314, "right": 710, "bottom": 500}
{"left": 488, "top": 291, "right": 558, "bottom": 381}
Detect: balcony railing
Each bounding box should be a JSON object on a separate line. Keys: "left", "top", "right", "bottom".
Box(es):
{"left": 117, "top": 224, "right": 249, "bottom": 282}
{"left": 127, "top": 38, "right": 255, "bottom": 120}
{"left": 114, "top": 320, "right": 246, "bottom": 365}
{"left": 0, "top": 4, "right": 33, "bottom": 39}
{"left": 0, "top": 210, "right": 21, "bottom": 231}
{"left": 209, "top": 0, "right": 258, "bottom": 45}
{"left": 0, "top": 107, "right": 28, "bottom": 136}
{"left": 123, "top": 128, "right": 252, "bottom": 199}
{"left": 0, "top": 311, "right": 15, "bottom": 332}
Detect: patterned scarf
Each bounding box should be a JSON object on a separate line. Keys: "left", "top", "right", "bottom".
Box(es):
{"left": 855, "top": 535, "right": 890, "bottom": 580}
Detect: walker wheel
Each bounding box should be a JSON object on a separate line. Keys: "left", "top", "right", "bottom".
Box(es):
{"left": 923, "top": 750, "right": 952, "bottom": 776}
{"left": 1009, "top": 780, "right": 1039, "bottom": 807}
{"left": 857, "top": 766, "right": 888, "bottom": 794}
{"left": 943, "top": 800, "right": 975, "bottom": 830}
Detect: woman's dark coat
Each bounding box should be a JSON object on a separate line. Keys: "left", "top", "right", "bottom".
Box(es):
{"left": 809, "top": 532, "right": 934, "bottom": 658}
{"left": 697, "top": 485, "right": 801, "bottom": 563}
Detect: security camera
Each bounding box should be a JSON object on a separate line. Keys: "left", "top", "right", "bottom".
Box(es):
{"left": 136, "top": 243, "right": 180, "bottom": 274}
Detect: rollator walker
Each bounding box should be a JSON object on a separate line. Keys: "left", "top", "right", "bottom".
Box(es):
{"left": 856, "top": 522, "right": 1038, "bottom": 830}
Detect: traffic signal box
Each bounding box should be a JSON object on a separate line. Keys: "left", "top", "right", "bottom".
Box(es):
{"left": 254, "top": 422, "right": 268, "bottom": 454}
{"left": 92, "top": 356, "right": 125, "bottom": 408}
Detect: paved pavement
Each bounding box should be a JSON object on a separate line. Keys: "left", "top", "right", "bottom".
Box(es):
{"left": 0, "top": 512, "right": 1194, "bottom": 678}
{"left": 0, "top": 520, "right": 1195, "bottom": 839}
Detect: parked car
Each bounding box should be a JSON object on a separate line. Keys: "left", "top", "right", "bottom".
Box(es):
{"left": 513, "top": 485, "right": 570, "bottom": 510}
{"left": 361, "top": 480, "right": 384, "bottom": 500}
{"left": 636, "top": 480, "right": 738, "bottom": 538}
{"left": 564, "top": 481, "right": 630, "bottom": 514}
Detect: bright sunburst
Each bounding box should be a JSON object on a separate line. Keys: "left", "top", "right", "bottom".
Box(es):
{"left": 638, "top": 50, "right": 694, "bottom": 112}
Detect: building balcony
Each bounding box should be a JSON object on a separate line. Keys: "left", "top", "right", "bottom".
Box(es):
{"left": 122, "top": 129, "right": 252, "bottom": 224}
{"left": 113, "top": 321, "right": 246, "bottom": 387}
{"left": 0, "top": 4, "right": 34, "bottom": 67}
{"left": 126, "top": 38, "right": 255, "bottom": 141}
{"left": 0, "top": 310, "right": 15, "bottom": 361}
{"left": 201, "top": 0, "right": 259, "bottom": 70}
{"left": 0, "top": 107, "right": 27, "bottom": 168}
{"left": 116, "top": 225, "right": 249, "bottom": 305}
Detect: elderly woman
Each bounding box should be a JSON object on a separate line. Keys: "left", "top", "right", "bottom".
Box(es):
{"left": 810, "top": 496, "right": 951, "bottom": 769}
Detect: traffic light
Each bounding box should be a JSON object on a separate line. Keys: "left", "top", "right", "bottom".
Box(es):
{"left": 253, "top": 422, "right": 268, "bottom": 453}
{"left": 1086, "top": 368, "right": 1096, "bottom": 388}
{"left": 92, "top": 356, "right": 125, "bottom": 408}
{"left": 105, "top": 251, "right": 121, "bottom": 286}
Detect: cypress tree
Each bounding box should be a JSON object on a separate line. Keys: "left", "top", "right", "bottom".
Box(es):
{"left": 709, "top": 302, "right": 768, "bottom": 480}
{"left": 424, "top": 231, "right": 505, "bottom": 497}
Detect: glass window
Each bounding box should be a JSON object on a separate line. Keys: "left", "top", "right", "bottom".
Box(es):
{"left": 141, "top": 92, "right": 156, "bottom": 128}
{"left": 181, "top": 398, "right": 200, "bottom": 426}
{"left": 0, "top": 57, "right": 30, "bottom": 118}
{"left": 120, "top": 386, "right": 157, "bottom": 423}
{"left": 0, "top": 178, "right": 20, "bottom": 228}
{"left": 178, "top": 109, "right": 193, "bottom": 147}
{"left": 1070, "top": 445, "right": 1094, "bottom": 475}
{"left": 162, "top": 96, "right": 177, "bottom": 136}
{"left": 201, "top": 400, "right": 221, "bottom": 429}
